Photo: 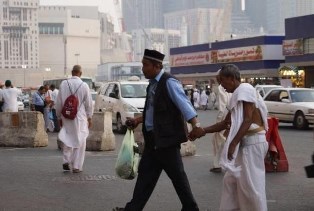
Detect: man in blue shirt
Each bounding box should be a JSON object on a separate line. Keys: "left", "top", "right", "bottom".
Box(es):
{"left": 31, "top": 86, "right": 46, "bottom": 114}
{"left": 114, "top": 49, "right": 205, "bottom": 211}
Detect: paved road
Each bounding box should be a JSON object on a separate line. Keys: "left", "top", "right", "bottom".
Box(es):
{"left": 0, "top": 110, "right": 314, "bottom": 211}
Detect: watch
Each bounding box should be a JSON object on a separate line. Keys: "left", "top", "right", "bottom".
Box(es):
{"left": 193, "top": 122, "right": 201, "bottom": 128}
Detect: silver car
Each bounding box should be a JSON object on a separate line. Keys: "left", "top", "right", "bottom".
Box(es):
{"left": 263, "top": 88, "right": 314, "bottom": 129}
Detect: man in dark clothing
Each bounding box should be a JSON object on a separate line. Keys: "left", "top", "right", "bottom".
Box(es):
{"left": 113, "top": 49, "right": 205, "bottom": 211}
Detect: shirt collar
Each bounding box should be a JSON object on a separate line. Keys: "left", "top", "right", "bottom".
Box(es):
{"left": 154, "top": 69, "right": 164, "bottom": 82}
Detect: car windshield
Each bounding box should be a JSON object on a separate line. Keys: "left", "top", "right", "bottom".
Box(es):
{"left": 121, "top": 84, "right": 147, "bottom": 98}
{"left": 290, "top": 90, "right": 314, "bottom": 102}
{"left": 263, "top": 86, "right": 280, "bottom": 95}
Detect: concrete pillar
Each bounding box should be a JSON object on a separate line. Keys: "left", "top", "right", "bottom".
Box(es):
{"left": 86, "top": 111, "right": 116, "bottom": 151}
{"left": 0, "top": 112, "right": 48, "bottom": 147}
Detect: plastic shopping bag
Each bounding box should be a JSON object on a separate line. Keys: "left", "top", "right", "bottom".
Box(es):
{"left": 115, "top": 129, "right": 140, "bottom": 180}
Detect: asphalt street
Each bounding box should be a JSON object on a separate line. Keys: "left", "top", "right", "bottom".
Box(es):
{"left": 0, "top": 110, "right": 314, "bottom": 211}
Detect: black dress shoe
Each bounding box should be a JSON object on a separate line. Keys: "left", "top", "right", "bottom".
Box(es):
{"left": 210, "top": 167, "right": 222, "bottom": 173}
{"left": 63, "top": 163, "right": 70, "bottom": 171}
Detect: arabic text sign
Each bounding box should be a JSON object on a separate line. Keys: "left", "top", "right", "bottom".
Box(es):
{"left": 282, "top": 39, "right": 303, "bottom": 56}
{"left": 170, "top": 52, "right": 211, "bottom": 67}
{"left": 211, "top": 45, "right": 263, "bottom": 63}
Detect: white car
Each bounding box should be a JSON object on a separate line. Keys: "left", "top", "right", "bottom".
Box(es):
{"left": 263, "top": 88, "right": 314, "bottom": 129}
{"left": 255, "top": 84, "right": 283, "bottom": 97}
{"left": 94, "top": 77, "right": 148, "bottom": 133}
{"left": 17, "top": 97, "right": 24, "bottom": 111}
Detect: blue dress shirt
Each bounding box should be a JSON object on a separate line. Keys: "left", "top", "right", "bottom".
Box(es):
{"left": 145, "top": 70, "right": 197, "bottom": 131}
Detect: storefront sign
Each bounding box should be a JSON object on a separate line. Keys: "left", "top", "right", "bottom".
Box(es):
{"left": 170, "top": 52, "right": 211, "bottom": 67}
{"left": 211, "top": 45, "right": 263, "bottom": 63}
{"left": 282, "top": 39, "right": 303, "bottom": 56}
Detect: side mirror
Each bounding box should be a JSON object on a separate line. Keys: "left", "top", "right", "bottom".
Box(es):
{"left": 281, "top": 98, "right": 290, "bottom": 103}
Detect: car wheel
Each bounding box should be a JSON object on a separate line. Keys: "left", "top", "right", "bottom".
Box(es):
{"left": 115, "top": 114, "right": 127, "bottom": 134}
{"left": 293, "top": 111, "right": 309, "bottom": 129}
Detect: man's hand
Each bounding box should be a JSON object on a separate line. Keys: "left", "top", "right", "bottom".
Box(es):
{"left": 125, "top": 118, "right": 139, "bottom": 130}
{"left": 188, "top": 127, "right": 206, "bottom": 141}
{"left": 227, "top": 142, "right": 237, "bottom": 161}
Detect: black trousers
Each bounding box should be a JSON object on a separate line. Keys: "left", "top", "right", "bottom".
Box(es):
{"left": 34, "top": 105, "right": 45, "bottom": 114}
{"left": 125, "top": 136, "right": 199, "bottom": 211}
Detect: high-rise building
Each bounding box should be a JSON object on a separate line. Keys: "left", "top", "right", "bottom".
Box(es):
{"left": 38, "top": 6, "right": 100, "bottom": 79}
{"left": 122, "top": 0, "right": 163, "bottom": 32}
{"left": 250, "top": 0, "right": 314, "bottom": 34}
{"left": 0, "top": 0, "right": 39, "bottom": 70}
{"left": 132, "top": 28, "right": 180, "bottom": 61}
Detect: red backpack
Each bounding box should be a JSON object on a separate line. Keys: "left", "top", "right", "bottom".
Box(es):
{"left": 61, "top": 80, "right": 84, "bottom": 120}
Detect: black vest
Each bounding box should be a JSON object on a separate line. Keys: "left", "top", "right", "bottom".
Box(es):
{"left": 142, "top": 72, "right": 188, "bottom": 148}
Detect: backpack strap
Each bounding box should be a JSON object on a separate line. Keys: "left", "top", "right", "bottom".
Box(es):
{"left": 66, "top": 80, "right": 84, "bottom": 95}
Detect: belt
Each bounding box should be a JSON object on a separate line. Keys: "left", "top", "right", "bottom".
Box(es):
{"left": 245, "top": 126, "right": 265, "bottom": 136}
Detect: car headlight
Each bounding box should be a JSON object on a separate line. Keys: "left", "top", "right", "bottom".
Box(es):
{"left": 308, "top": 109, "right": 314, "bottom": 114}
{"left": 123, "top": 103, "right": 139, "bottom": 112}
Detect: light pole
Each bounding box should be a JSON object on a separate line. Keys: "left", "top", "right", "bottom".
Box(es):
{"left": 74, "top": 53, "right": 80, "bottom": 65}
{"left": 21, "top": 65, "right": 27, "bottom": 87}
{"left": 44, "top": 67, "right": 51, "bottom": 81}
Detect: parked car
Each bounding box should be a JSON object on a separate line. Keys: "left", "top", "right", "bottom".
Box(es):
{"left": 17, "top": 97, "right": 25, "bottom": 111}
{"left": 94, "top": 77, "right": 148, "bottom": 133}
{"left": 91, "top": 91, "right": 97, "bottom": 110}
{"left": 255, "top": 84, "right": 283, "bottom": 97}
{"left": 263, "top": 88, "right": 314, "bottom": 129}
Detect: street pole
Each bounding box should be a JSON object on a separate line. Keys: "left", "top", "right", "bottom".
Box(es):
{"left": 22, "top": 65, "right": 27, "bottom": 87}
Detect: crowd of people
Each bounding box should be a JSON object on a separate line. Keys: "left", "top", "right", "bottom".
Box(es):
{"left": 1, "top": 49, "right": 270, "bottom": 211}
{"left": 186, "top": 87, "right": 217, "bottom": 110}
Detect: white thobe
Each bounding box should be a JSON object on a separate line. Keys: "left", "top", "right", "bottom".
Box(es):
{"left": 211, "top": 85, "right": 232, "bottom": 168}
{"left": 219, "top": 83, "right": 269, "bottom": 211}
{"left": 199, "top": 91, "right": 208, "bottom": 106}
{"left": 1, "top": 87, "right": 22, "bottom": 112}
{"left": 55, "top": 76, "right": 93, "bottom": 170}
{"left": 44, "top": 89, "right": 53, "bottom": 129}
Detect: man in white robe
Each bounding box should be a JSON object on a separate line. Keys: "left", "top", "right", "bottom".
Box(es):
{"left": 189, "top": 64, "right": 269, "bottom": 211}
{"left": 0, "top": 80, "right": 22, "bottom": 112}
{"left": 55, "top": 65, "right": 93, "bottom": 173}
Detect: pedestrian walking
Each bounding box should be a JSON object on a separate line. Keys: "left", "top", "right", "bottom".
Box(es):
{"left": 31, "top": 86, "right": 46, "bottom": 114}
{"left": 210, "top": 71, "right": 232, "bottom": 173}
{"left": 50, "top": 84, "right": 60, "bottom": 132}
{"left": 113, "top": 49, "right": 204, "bottom": 211}
{"left": 200, "top": 90, "right": 208, "bottom": 110}
{"left": 0, "top": 80, "right": 22, "bottom": 112}
{"left": 55, "top": 65, "right": 93, "bottom": 173}
{"left": 189, "top": 64, "right": 269, "bottom": 211}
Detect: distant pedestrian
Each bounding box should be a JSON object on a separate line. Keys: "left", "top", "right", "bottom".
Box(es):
{"left": 55, "top": 65, "right": 93, "bottom": 173}
{"left": 193, "top": 89, "right": 200, "bottom": 109}
{"left": 0, "top": 82, "right": 4, "bottom": 112}
{"left": 50, "top": 84, "right": 60, "bottom": 132}
{"left": 44, "top": 84, "right": 53, "bottom": 132}
{"left": 210, "top": 71, "right": 232, "bottom": 173}
{"left": 0, "top": 80, "right": 22, "bottom": 112}
{"left": 208, "top": 89, "right": 216, "bottom": 110}
{"left": 200, "top": 90, "right": 208, "bottom": 110}
{"left": 31, "top": 86, "right": 46, "bottom": 114}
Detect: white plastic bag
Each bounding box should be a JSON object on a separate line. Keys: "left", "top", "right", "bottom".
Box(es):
{"left": 115, "top": 129, "right": 140, "bottom": 180}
